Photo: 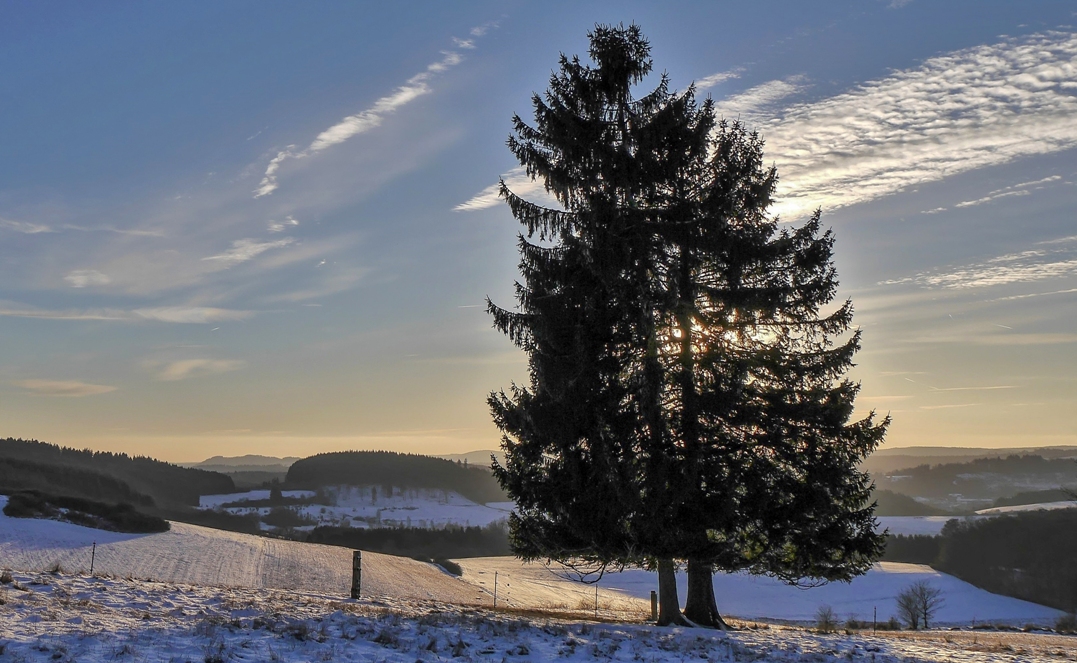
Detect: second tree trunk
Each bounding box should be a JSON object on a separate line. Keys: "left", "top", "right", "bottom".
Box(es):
{"left": 683, "top": 559, "right": 729, "bottom": 629}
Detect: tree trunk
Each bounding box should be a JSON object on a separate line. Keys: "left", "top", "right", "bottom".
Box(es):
{"left": 656, "top": 558, "right": 690, "bottom": 626}
{"left": 683, "top": 559, "right": 729, "bottom": 629}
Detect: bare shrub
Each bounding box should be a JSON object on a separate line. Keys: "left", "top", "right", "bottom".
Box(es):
{"left": 1056, "top": 612, "right": 1077, "bottom": 633}
{"left": 897, "top": 580, "right": 944, "bottom": 629}
{"left": 815, "top": 604, "right": 837, "bottom": 633}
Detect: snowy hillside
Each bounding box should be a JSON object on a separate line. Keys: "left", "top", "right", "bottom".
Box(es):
{"left": 199, "top": 486, "right": 514, "bottom": 530}
{"left": 456, "top": 558, "right": 1063, "bottom": 627}
{"left": 0, "top": 495, "right": 482, "bottom": 604}
{"left": 2, "top": 495, "right": 1063, "bottom": 628}
{"left": 6, "top": 570, "right": 1074, "bottom": 663}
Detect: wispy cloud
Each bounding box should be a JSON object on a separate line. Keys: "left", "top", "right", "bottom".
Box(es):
{"left": 14, "top": 379, "right": 117, "bottom": 397}
{"left": 64, "top": 269, "right": 111, "bottom": 288}
{"left": 148, "top": 358, "right": 245, "bottom": 381}
{"left": 63, "top": 224, "right": 167, "bottom": 237}
{"left": 267, "top": 216, "right": 299, "bottom": 233}
{"left": 0, "top": 218, "right": 53, "bottom": 234}
{"left": 881, "top": 238, "right": 1077, "bottom": 289}
{"left": 454, "top": 166, "right": 557, "bottom": 212}
{"left": 202, "top": 238, "right": 296, "bottom": 264}
{"left": 0, "top": 303, "right": 251, "bottom": 324}
{"left": 919, "top": 403, "right": 980, "bottom": 410}
{"left": 714, "top": 76, "right": 806, "bottom": 122}
{"left": 696, "top": 68, "right": 742, "bottom": 90}
{"left": 749, "top": 31, "right": 1077, "bottom": 219}
{"left": 927, "top": 385, "right": 1016, "bottom": 392}
{"left": 924, "top": 175, "right": 1063, "bottom": 213}
{"left": 254, "top": 24, "right": 495, "bottom": 198}
{"left": 133, "top": 307, "right": 254, "bottom": 324}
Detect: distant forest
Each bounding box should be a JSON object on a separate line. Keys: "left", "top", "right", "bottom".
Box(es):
{"left": 303, "top": 522, "right": 511, "bottom": 559}
{"left": 878, "top": 454, "right": 1077, "bottom": 501}
{"left": 883, "top": 508, "right": 1077, "bottom": 612}
{"left": 0, "top": 438, "right": 235, "bottom": 508}
{"left": 286, "top": 451, "right": 509, "bottom": 504}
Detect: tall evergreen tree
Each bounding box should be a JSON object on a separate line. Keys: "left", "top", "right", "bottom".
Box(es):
{"left": 489, "top": 24, "right": 886, "bottom": 628}
{"left": 488, "top": 23, "right": 690, "bottom": 623}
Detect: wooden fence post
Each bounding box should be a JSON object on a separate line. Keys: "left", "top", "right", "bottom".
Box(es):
{"left": 650, "top": 590, "right": 658, "bottom": 622}
{"left": 351, "top": 550, "right": 362, "bottom": 599}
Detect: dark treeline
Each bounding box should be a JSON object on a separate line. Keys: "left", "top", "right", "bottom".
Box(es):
{"left": 992, "top": 488, "right": 1075, "bottom": 508}
{"left": 881, "top": 534, "right": 940, "bottom": 565}
{"left": 883, "top": 509, "right": 1077, "bottom": 611}
{"left": 303, "top": 522, "right": 511, "bottom": 559}
{"left": 0, "top": 457, "right": 155, "bottom": 506}
{"left": 286, "top": 451, "right": 508, "bottom": 505}
{"left": 880, "top": 455, "right": 1077, "bottom": 501}
{"left": 3, "top": 490, "right": 170, "bottom": 533}
{"left": 0, "top": 438, "right": 235, "bottom": 507}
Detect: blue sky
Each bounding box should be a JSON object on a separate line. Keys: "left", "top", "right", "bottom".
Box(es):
{"left": 1, "top": 1, "right": 1076, "bottom": 462}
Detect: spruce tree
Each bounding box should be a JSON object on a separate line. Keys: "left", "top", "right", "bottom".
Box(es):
{"left": 488, "top": 23, "right": 691, "bottom": 624}
{"left": 489, "top": 24, "right": 886, "bottom": 628}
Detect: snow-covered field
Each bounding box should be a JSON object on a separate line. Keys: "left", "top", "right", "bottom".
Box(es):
{"left": 456, "top": 558, "right": 1064, "bottom": 626}
{"left": 0, "top": 495, "right": 483, "bottom": 604}
{"left": 2, "top": 496, "right": 1063, "bottom": 627}
{"left": 3, "top": 495, "right": 1074, "bottom": 661}
{"left": 199, "top": 486, "right": 514, "bottom": 530}
{"left": 2, "top": 570, "right": 1075, "bottom": 663}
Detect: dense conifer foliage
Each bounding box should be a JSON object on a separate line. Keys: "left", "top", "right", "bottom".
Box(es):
{"left": 0, "top": 438, "right": 234, "bottom": 507}
{"left": 489, "top": 24, "right": 885, "bottom": 626}
{"left": 285, "top": 451, "right": 508, "bottom": 504}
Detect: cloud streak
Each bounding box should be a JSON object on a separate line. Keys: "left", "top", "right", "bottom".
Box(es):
{"left": 0, "top": 303, "right": 252, "bottom": 324}
{"left": 149, "top": 359, "right": 245, "bottom": 381}
{"left": 745, "top": 31, "right": 1077, "bottom": 219}
{"left": 64, "top": 270, "right": 111, "bottom": 288}
{"left": 696, "top": 68, "right": 742, "bottom": 90}
{"left": 0, "top": 218, "right": 53, "bottom": 234}
{"left": 454, "top": 166, "right": 557, "bottom": 212}
{"left": 203, "top": 238, "right": 296, "bottom": 264}
{"left": 15, "top": 379, "right": 117, "bottom": 397}
{"left": 254, "top": 27, "right": 491, "bottom": 198}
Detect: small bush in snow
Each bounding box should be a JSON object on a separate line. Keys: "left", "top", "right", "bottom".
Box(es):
{"left": 815, "top": 604, "right": 837, "bottom": 633}
{"left": 1057, "top": 612, "right": 1077, "bottom": 633}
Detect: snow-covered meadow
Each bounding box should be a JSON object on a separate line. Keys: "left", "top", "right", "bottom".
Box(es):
{"left": 3, "top": 569, "right": 1076, "bottom": 663}
{"left": 2, "top": 495, "right": 1065, "bottom": 625}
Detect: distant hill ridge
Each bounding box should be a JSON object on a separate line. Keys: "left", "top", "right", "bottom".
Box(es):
{"left": 194, "top": 454, "right": 301, "bottom": 468}
{"left": 285, "top": 450, "right": 508, "bottom": 504}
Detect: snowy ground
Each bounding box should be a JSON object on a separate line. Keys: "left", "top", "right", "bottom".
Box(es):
{"left": 199, "top": 486, "right": 514, "bottom": 530}
{"left": 456, "top": 559, "right": 1064, "bottom": 627}
{"left": 3, "top": 495, "right": 1074, "bottom": 662}
{"left": 3, "top": 570, "right": 1076, "bottom": 663}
